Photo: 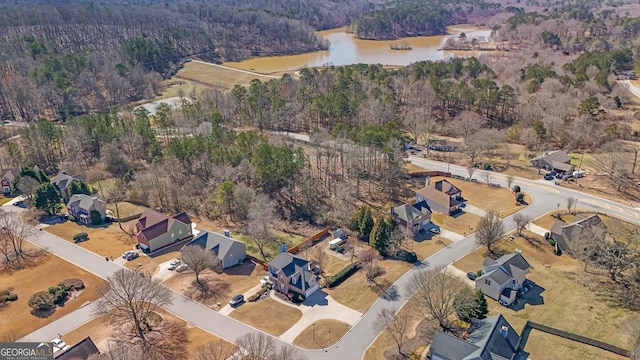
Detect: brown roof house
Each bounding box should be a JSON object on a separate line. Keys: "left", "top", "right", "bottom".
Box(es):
{"left": 530, "top": 150, "right": 574, "bottom": 174}
{"left": 135, "top": 208, "right": 193, "bottom": 252}
{"left": 415, "top": 177, "right": 462, "bottom": 215}
{"left": 550, "top": 214, "right": 606, "bottom": 254}
{"left": 475, "top": 250, "right": 530, "bottom": 306}
{"left": 390, "top": 200, "right": 432, "bottom": 234}
{"left": 268, "top": 252, "right": 319, "bottom": 298}
{"left": 66, "top": 194, "right": 107, "bottom": 225}
{"left": 1, "top": 168, "right": 18, "bottom": 194}
{"left": 429, "top": 314, "right": 521, "bottom": 360}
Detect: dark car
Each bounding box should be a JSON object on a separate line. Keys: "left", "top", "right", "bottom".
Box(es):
{"left": 543, "top": 174, "right": 554, "bottom": 181}
{"left": 125, "top": 252, "right": 139, "bottom": 261}
{"left": 466, "top": 272, "right": 477, "bottom": 280}
{"left": 229, "top": 294, "right": 244, "bottom": 307}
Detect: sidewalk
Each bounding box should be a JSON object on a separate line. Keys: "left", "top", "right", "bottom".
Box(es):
{"left": 528, "top": 223, "right": 549, "bottom": 237}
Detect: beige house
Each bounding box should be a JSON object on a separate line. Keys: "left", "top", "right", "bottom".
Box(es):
{"left": 415, "top": 178, "right": 462, "bottom": 215}
{"left": 390, "top": 201, "right": 432, "bottom": 234}
{"left": 135, "top": 208, "right": 193, "bottom": 253}
{"left": 475, "top": 250, "right": 530, "bottom": 306}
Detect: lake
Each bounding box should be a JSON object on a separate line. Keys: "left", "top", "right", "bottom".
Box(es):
{"left": 223, "top": 25, "right": 492, "bottom": 73}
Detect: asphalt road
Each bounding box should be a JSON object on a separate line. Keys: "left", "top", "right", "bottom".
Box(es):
{"left": 14, "top": 152, "right": 640, "bottom": 359}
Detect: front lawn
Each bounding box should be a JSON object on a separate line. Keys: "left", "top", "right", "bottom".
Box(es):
{"left": 234, "top": 230, "right": 305, "bottom": 261}
{"left": 45, "top": 221, "right": 137, "bottom": 259}
{"left": 325, "top": 260, "right": 412, "bottom": 313}
{"left": 453, "top": 235, "right": 635, "bottom": 359}
{"left": 292, "top": 319, "right": 350, "bottom": 349}
{"left": 0, "top": 246, "right": 107, "bottom": 341}
{"left": 431, "top": 212, "right": 482, "bottom": 236}
{"left": 229, "top": 298, "right": 302, "bottom": 336}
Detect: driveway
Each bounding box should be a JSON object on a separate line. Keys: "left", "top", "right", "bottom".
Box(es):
{"left": 218, "top": 283, "right": 263, "bottom": 316}
{"left": 440, "top": 229, "right": 465, "bottom": 242}
{"left": 528, "top": 223, "right": 549, "bottom": 237}
{"left": 462, "top": 203, "right": 488, "bottom": 217}
{"left": 275, "top": 290, "right": 363, "bottom": 342}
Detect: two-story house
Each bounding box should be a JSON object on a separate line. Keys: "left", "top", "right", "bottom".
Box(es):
{"left": 475, "top": 250, "right": 530, "bottom": 306}
{"left": 267, "top": 252, "right": 319, "bottom": 298}
{"left": 390, "top": 200, "right": 432, "bottom": 234}
{"left": 135, "top": 208, "right": 193, "bottom": 253}
{"left": 66, "top": 194, "right": 107, "bottom": 224}
{"left": 415, "top": 178, "right": 462, "bottom": 215}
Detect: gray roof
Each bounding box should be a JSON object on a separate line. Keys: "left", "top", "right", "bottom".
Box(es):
{"left": 430, "top": 314, "right": 520, "bottom": 360}
{"left": 551, "top": 161, "right": 574, "bottom": 173}
{"left": 494, "top": 252, "right": 530, "bottom": 276}
{"left": 478, "top": 252, "right": 530, "bottom": 286}
{"left": 392, "top": 203, "right": 429, "bottom": 223}
{"left": 269, "top": 252, "right": 309, "bottom": 277}
{"left": 290, "top": 268, "right": 316, "bottom": 289}
{"left": 532, "top": 150, "right": 571, "bottom": 164}
{"left": 67, "top": 194, "right": 103, "bottom": 211}
{"left": 477, "top": 268, "right": 512, "bottom": 285}
{"left": 185, "top": 230, "right": 245, "bottom": 260}
{"left": 52, "top": 172, "right": 81, "bottom": 191}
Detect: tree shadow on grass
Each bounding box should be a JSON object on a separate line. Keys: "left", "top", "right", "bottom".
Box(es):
{"left": 31, "top": 307, "right": 56, "bottom": 318}
{"left": 186, "top": 277, "right": 230, "bottom": 304}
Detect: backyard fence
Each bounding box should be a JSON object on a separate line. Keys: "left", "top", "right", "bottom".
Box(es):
{"left": 286, "top": 228, "right": 330, "bottom": 255}
{"left": 409, "top": 171, "right": 451, "bottom": 178}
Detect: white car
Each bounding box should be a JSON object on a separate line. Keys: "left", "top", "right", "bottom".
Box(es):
{"left": 428, "top": 227, "right": 441, "bottom": 234}
{"left": 167, "top": 259, "right": 181, "bottom": 270}
{"left": 260, "top": 275, "right": 273, "bottom": 287}
{"left": 175, "top": 263, "right": 188, "bottom": 272}
{"left": 51, "top": 338, "right": 70, "bottom": 353}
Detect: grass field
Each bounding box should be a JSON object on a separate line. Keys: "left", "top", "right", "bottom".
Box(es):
{"left": 325, "top": 260, "right": 412, "bottom": 313}
{"left": 170, "top": 61, "right": 278, "bottom": 93}
{"left": 431, "top": 212, "right": 482, "bottom": 236}
{"left": 106, "top": 201, "right": 146, "bottom": 220}
{"left": 0, "top": 248, "right": 107, "bottom": 341}
{"left": 454, "top": 236, "right": 635, "bottom": 359}
{"left": 45, "top": 221, "right": 137, "bottom": 259}
{"left": 292, "top": 319, "right": 350, "bottom": 349}
{"left": 0, "top": 196, "right": 12, "bottom": 205}
{"left": 229, "top": 298, "right": 302, "bottom": 336}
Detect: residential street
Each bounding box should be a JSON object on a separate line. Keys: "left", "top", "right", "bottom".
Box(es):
{"left": 12, "top": 153, "right": 640, "bottom": 360}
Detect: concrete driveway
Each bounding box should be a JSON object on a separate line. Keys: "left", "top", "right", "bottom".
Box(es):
{"left": 275, "top": 290, "right": 363, "bottom": 342}
{"left": 218, "top": 283, "right": 263, "bottom": 316}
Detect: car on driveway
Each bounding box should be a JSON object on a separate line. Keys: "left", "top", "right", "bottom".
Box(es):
{"left": 175, "top": 263, "right": 188, "bottom": 272}
{"left": 229, "top": 294, "right": 244, "bottom": 307}
{"left": 428, "top": 226, "right": 441, "bottom": 234}
{"left": 168, "top": 259, "right": 181, "bottom": 270}
{"left": 260, "top": 275, "right": 273, "bottom": 287}
{"left": 51, "top": 338, "right": 70, "bottom": 353}
{"left": 543, "top": 174, "right": 554, "bottom": 180}
{"left": 124, "top": 252, "right": 139, "bottom": 261}
{"left": 467, "top": 272, "right": 477, "bottom": 280}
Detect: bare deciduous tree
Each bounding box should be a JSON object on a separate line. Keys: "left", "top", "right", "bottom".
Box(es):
{"left": 194, "top": 340, "right": 238, "bottom": 360}
{"left": 406, "top": 267, "right": 467, "bottom": 331}
{"left": 17, "top": 176, "right": 39, "bottom": 201}
{"left": 314, "top": 247, "right": 326, "bottom": 275}
{"left": 481, "top": 171, "right": 493, "bottom": 185}
{"left": 374, "top": 307, "right": 414, "bottom": 358}
{"left": 94, "top": 269, "right": 173, "bottom": 347}
{"left": 0, "top": 209, "right": 37, "bottom": 268}
{"left": 475, "top": 211, "right": 504, "bottom": 257}
{"left": 236, "top": 332, "right": 275, "bottom": 360}
{"left": 513, "top": 213, "right": 532, "bottom": 236}
{"left": 591, "top": 142, "right": 632, "bottom": 191}
{"left": 247, "top": 194, "right": 277, "bottom": 261}
{"left": 358, "top": 248, "right": 383, "bottom": 281}
{"left": 466, "top": 166, "right": 476, "bottom": 180}
{"left": 566, "top": 196, "right": 577, "bottom": 214}
{"left": 181, "top": 245, "right": 221, "bottom": 290}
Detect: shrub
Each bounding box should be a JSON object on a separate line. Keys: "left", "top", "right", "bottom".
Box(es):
{"left": 404, "top": 251, "right": 418, "bottom": 263}
{"left": 512, "top": 185, "right": 521, "bottom": 193}
{"left": 68, "top": 215, "right": 76, "bottom": 222}
{"left": 59, "top": 278, "right": 84, "bottom": 291}
{"left": 289, "top": 292, "right": 305, "bottom": 303}
{"left": 325, "top": 263, "right": 360, "bottom": 288}
{"left": 547, "top": 238, "right": 556, "bottom": 246}
{"left": 0, "top": 289, "right": 9, "bottom": 297}
{"left": 48, "top": 285, "right": 68, "bottom": 305}
{"left": 6, "top": 293, "right": 17, "bottom": 302}
{"left": 28, "top": 291, "right": 55, "bottom": 311}
{"left": 248, "top": 293, "right": 261, "bottom": 302}
{"left": 73, "top": 232, "right": 88, "bottom": 242}
{"left": 476, "top": 269, "right": 483, "bottom": 277}
{"left": 544, "top": 232, "right": 551, "bottom": 240}
{"left": 90, "top": 210, "right": 103, "bottom": 225}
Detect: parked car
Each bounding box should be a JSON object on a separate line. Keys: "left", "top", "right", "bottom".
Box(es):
{"left": 466, "top": 272, "right": 477, "bottom": 281}
{"left": 543, "top": 174, "right": 554, "bottom": 181}
{"left": 125, "top": 252, "right": 139, "bottom": 261}
{"left": 428, "top": 226, "right": 441, "bottom": 234}
{"left": 175, "top": 263, "right": 188, "bottom": 272}
{"left": 51, "top": 338, "right": 70, "bottom": 353}
{"left": 122, "top": 250, "right": 136, "bottom": 259}
{"left": 229, "top": 294, "right": 244, "bottom": 307}
{"left": 167, "top": 259, "right": 181, "bottom": 270}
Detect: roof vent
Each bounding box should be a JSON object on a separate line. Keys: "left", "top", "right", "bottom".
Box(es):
{"left": 500, "top": 325, "right": 509, "bottom": 338}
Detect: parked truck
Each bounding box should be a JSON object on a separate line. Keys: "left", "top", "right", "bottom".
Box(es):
{"left": 572, "top": 170, "right": 586, "bottom": 178}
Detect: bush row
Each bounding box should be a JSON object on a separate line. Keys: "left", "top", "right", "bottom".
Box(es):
{"left": 325, "top": 263, "right": 360, "bottom": 288}
{"left": 27, "top": 278, "right": 85, "bottom": 312}
{"left": 0, "top": 289, "right": 18, "bottom": 304}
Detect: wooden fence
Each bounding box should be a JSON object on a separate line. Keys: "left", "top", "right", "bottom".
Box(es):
{"left": 409, "top": 171, "right": 451, "bottom": 178}
{"left": 287, "top": 228, "right": 330, "bottom": 255}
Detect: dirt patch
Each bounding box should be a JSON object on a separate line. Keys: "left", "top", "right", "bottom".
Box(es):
{"left": 325, "top": 260, "right": 412, "bottom": 313}
{"left": 0, "top": 244, "right": 107, "bottom": 341}
{"left": 229, "top": 297, "right": 302, "bottom": 336}
{"left": 45, "top": 221, "right": 137, "bottom": 259}
{"left": 292, "top": 319, "right": 350, "bottom": 349}
{"left": 164, "top": 261, "right": 264, "bottom": 308}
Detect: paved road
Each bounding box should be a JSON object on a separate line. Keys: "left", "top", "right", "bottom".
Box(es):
{"left": 15, "top": 152, "right": 640, "bottom": 359}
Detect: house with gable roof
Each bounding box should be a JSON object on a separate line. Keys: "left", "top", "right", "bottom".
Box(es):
{"left": 135, "top": 207, "right": 193, "bottom": 252}
{"left": 549, "top": 214, "right": 606, "bottom": 254}
{"left": 415, "top": 177, "right": 462, "bottom": 215}
{"left": 182, "top": 230, "right": 246, "bottom": 269}
{"left": 475, "top": 250, "right": 530, "bottom": 306}
{"left": 268, "top": 252, "right": 319, "bottom": 298}
{"left": 52, "top": 171, "right": 83, "bottom": 202}
{"left": 390, "top": 200, "right": 432, "bottom": 234}
{"left": 530, "top": 150, "right": 574, "bottom": 174}
{"left": 66, "top": 194, "right": 107, "bottom": 224}
{"left": 1, "top": 168, "right": 18, "bottom": 194}
{"left": 430, "top": 314, "right": 521, "bottom": 360}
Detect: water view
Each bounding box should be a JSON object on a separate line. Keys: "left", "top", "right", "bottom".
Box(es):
{"left": 223, "top": 25, "right": 492, "bottom": 73}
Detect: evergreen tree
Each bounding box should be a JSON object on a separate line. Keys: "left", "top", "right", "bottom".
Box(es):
{"left": 68, "top": 179, "right": 92, "bottom": 196}
{"left": 369, "top": 215, "right": 396, "bottom": 255}
{"left": 474, "top": 290, "right": 489, "bottom": 319}
{"left": 33, "top": 182, "right": 62, "bottom": 216}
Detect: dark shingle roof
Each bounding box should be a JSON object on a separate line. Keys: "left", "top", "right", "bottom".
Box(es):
{"left": 55, "top": 337, "right": 99, "bottom": 360}
{"left": 185, "top": 230, "right": 244, "bottom": 260}
{"left": 67, "top": 194, "right": 103, "bottom": 211}
{"left": 392, "top": 204, "right": 426, "bottom": 223}
{"left": 137, "top": 208, "right": 191, "bottom": 242}
{"left": 532, "top": 150, "right": 571, "bottom": 164}
{"left": 269, "top": 252, "right": 308, "bottom": 277}
{"left": 52, "top": 172, "right": 81, "bottom": 191}
{"left": 415, "top": 180, "right": 461, "bottom": 211}
{"left": 495, "top": 252, "right": 530, "bottom": 275}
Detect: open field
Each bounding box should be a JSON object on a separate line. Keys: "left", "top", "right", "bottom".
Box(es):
{"left": 170, "top": 61, "right": 279, "bottom": 93}
{"left": 106, "top": 201, "right": 146, "bottom": 220}
{"left": 292, "top": 319, "right": 350, "bottom": 349}
{"left": 165, "top": 261, "right": 264, "bottom": 307}
{"left": 453, "top": 235, "right": 635, "bottom": 358}
{"left": 64, "top": 313, "right": 233, "bottom": 358}
{"left": 325, "top": 260, "right": 413, "bottom": 313}
{"left": 45, "top": 221, "right": 137, "bottom": 259}
{"left": 431, "top": 212, "right": 482, "bottom": 236}
{"left": 229, "top": 297, "right": 302, "bottom": 336}
{"left": 0, "top": 247, "right": 107, "bottom": 341}
{"left": 0, "top": 196, "right": 12, "bottom": 205}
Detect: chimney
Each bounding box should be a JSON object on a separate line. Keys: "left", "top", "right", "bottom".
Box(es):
{"left": 500, "top": 325, "right": 509, "bottom": 339}
{"left": 280, "top": 243, "right": 287, "bottom": 253}
{"left": 425, "top": 176, "right": 431, "bottom": 187}
{"left": 514, "top": 249, "right": 522, "bottom": 254}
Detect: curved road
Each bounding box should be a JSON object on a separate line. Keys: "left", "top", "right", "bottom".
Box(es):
{"left": 15, "top": 153, "right": 640, "bottom": 359}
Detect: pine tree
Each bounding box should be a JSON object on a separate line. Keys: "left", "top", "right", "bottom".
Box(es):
{"left": 33, "top": 182, "right": 62, "bottom": 216}
{"left": 474, "top": 290, "right": 489, "bottom": 319}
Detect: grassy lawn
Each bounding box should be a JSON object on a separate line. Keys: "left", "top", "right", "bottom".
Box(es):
{"left": 234, "top": 230, "right": 305, "bottom": 261}
{"left": 501, "top": 166, "right": 541, "bottom": 180}
{"left": 45, "top": 221, "right": 137, "bottom": 259}
{"left": 292, "top": 319, "right": 350, "bottom": 349}
{"left": 325, "top": 260, "right": 412, "bottom": 313}
{"left": 533, "top": 211, "right": 576, "bottom": 231}
{"left": 315, "top": 250, "right": 350, "bottom": 277}
{"left": 407, "top": 236, "right": 451, "bottom": 261}
{"left": 524, "top": 328, "right": 628, "bottom": 360}
{"left": 165, "top": 261, "right": 264, "bottom": 307}
{"left": 123, "top": 250, "right": 177, "bottom": 274}
{"left": 229, "top": 298, "right": 302, "bottom": 336}
{"left": 64, "top": 314, "right": 234, "bottom": 358}
{"left": 453, "top": 236, "right": 636, "bottom": 358}
{"left": 0, "top": 196, "right": 13, "bottom": 205}
{"left": 0, "top": 248, "right": 107, "bottom": 341}
{"left": 106, "top": 201, "right": 146, "bottom": 220}
{"left": 431, "top": 212, "right": 482, "bottom": 236}
{"left": 172, "top": 61, "right": 276, "bottom": 91}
